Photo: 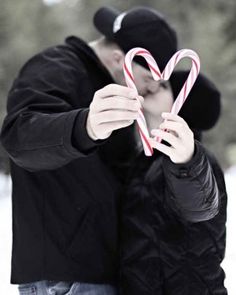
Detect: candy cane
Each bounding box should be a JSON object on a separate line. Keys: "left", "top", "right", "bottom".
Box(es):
{"left": 123, "top": 47, "right": 200, "bottom": 156}
{"left": 123, "top": 48, "right": 161, "bottom": 156}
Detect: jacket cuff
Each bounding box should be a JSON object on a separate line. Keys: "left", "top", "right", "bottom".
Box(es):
{"left": 71, "top": 108, "right": 108, "bottom": 154}
{"left": 180, "top": 204, "right": 219, "bottom": 222}
{"left": 162, "top": 140, "right": 203, "bottom": 178}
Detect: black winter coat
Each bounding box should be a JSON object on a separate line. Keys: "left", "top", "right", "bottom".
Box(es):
{"left": 119, "top": 137, "right": 227, "bottom": 295}
{"left": 0, "top": 36, "right": 124, "bottom": 285}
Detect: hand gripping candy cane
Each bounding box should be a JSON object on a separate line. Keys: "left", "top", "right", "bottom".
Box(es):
{"left": 123, "top": 47, "right": 200, "bottom": 156}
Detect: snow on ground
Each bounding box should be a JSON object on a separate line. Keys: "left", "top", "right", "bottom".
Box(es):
{"left": 222, "top": 166, "right": 236, "bottom": 294}
{"left": 0, "top": 168, "right": 236, "bottom": 295}
{"left": 0, "top": 174, "right": 17, "bottom": 294}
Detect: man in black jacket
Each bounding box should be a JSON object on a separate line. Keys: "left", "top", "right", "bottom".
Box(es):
{"left": 0, "top": 6, "right": 220, "bottom": 295}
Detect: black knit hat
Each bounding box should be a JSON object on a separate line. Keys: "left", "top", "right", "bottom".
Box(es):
{"left": 93, "top": 6, "right": 177, "bottom": 71}
{"left": 169, "top": 71, "right": 221, "bottom": 131}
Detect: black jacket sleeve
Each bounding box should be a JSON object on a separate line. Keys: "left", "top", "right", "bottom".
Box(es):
{"left": 162, "top": 139, "right": 219, "bottom": 222}
{"left": 0, "top": 45, "right": 107, "bottom": 172}
{"left": 119, "top": 140, "right": 226, "bottom": 295}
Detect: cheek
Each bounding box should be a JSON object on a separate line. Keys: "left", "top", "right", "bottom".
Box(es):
{"left": 134, "top": 76, "right": 146, "bottom": 92}
{"left": 132, "top": 67, "right": 148, "bottom": 91}
{"left": 161, "top": 91, "right": 174, "bottom": 108}
{"left": 143, "top": 96, "right": 160, "bottom": 115}
{"left": 168, "top": 92, "right": 174, "bottom": 108}
{"left": 115, "top": 68, "right": 126, "bottom": 85}
{"left": 143, "top": 91, "right": 174, "bottom": 114}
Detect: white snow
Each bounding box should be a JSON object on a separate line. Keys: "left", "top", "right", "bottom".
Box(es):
{"left": 0, "top": 168, "right": 235, "bottom": 294}
{"left": 0, "top": 174, "right": 17, "bottom": 294}
{"left": 42, "top": 0, "right": 64, "bottom": 6}
{"left": 221, "top": 166, "right": 236, "bottom": 294}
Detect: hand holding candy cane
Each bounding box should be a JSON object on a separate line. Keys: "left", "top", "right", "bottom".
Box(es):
{"left": 149, "top": 112, "right": 195, "bottom": 164}
{"left": 86, "top": 84, "right": 144, "bottom": 141}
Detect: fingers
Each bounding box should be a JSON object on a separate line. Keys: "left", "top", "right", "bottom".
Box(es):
{"left": 89, "top": 83, "right": 144, "bottom": 140}
{"left": 100, "top": 120, "right": 134, "bottom": 134}
{"left": 96, "top": 96, "right": 143, "bottom": 113}
{"left": 93, "top": 109, "right": 139, "bottom": 124}
{"left": 161, "top": 112, "right": 187, "bottom": 124}
{"left": 159, "top": 113, "right": 193, "bottom": 140}
{"left": 149, "top": 137, "right": 173, "bottom": 158}
{"left": 151, "top": 129, "right": 181, "bottom": 149}
{"left": 158, "top": 120, "right": 186, "bottom": 139}
{"left": 149, "top": 112, "right": 195, "bottom": 164}
{"left": 96, "top": 84, "right": 138, "bottom": 99}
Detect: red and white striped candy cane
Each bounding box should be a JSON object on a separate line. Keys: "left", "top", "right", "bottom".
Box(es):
{"left": 123, "top": 47, "right": 200, "bottom": 156}
{"left": 123, "top": 48, "right": 162, "bottom": 156}
{"left": 162, "top": 49, "right": 200, "bottom": 115}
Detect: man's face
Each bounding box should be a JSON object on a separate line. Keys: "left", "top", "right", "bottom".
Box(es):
{"left": 110, "top": 50, "right": 174, "bottom": 128}
{"left": 111, "top": 52, "right": 173, "bottom": 109}
{"left": 131, "top": 62, "right": 161, "bottom": 96}
{"left": 113, "top": 54, "right": 162, "bottom": 96}
{"left": 129, "top": 62, "right": 174, "bottom": 121}
{"left": 116, "top": 60, "right": 174, "bottom": 121}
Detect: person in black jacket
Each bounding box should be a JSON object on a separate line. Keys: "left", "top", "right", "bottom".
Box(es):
{"left": 119, "top": 71, "right": 227, "bottom": 294}
{"left": 0, "top": 5, "right": 185, "bottom": 295}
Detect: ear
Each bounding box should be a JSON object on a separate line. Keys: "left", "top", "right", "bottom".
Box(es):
{"left": 111, "top": 49, "right": 125, "bottom": 69}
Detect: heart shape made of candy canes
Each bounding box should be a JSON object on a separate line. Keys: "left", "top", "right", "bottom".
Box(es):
{"left": 123, "top": 47, "right": 200, "bottom": 156}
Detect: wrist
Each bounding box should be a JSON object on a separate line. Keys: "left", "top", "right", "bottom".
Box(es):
{"left": 86, "top": 114, "right": 99, "bottom": 141}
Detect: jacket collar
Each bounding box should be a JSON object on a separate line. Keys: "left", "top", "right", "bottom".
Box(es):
{"left": 65, "top": 35, "right": 114, "bottom": 82}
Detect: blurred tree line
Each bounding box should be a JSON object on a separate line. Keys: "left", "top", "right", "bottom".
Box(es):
{"left": 0, "top": 0, "right": 235, "bottom": 172}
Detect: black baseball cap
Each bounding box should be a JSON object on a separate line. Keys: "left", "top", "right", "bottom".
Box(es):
{"left": 93, "top": 6, "right": 177, "bottom": 71}
{"left": 170, "top": 71, "right": 221, "bottom": 130}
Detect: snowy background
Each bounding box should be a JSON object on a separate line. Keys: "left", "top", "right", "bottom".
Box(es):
{"left": 0, "top": 169, "right": 235, "bottom": 294}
